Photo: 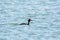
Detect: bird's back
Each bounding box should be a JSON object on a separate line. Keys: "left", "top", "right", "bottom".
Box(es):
{"left": 20, "top": 23, "right": 27, "bottom": 25}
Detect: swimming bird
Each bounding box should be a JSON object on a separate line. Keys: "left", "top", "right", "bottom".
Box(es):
{"left": 20, "top": 19, "right": 32, "bottom": 25}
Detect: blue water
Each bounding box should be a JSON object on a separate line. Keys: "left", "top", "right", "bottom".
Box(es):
{"left": 0, "top": 0, "right": 60, "bottom": 40}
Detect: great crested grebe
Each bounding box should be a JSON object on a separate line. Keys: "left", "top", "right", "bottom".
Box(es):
{"left": 20, "top": 19, "right": 32, "bottom": 25}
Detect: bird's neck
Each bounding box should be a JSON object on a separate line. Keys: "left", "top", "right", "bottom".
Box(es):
{"left": 27, "top": 21, "right": 30, "bottom": 25}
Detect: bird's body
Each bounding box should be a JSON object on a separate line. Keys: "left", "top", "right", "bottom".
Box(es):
{"left": 20, "top": 23, "right": 27, "bottom": 25}
{"left": 20, "top": 19, "right": 32, "bottom": 25}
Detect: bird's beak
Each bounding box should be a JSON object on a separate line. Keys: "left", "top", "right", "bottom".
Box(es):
{"left": 31, "top": 20, "right": 32, "bottom": 21}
